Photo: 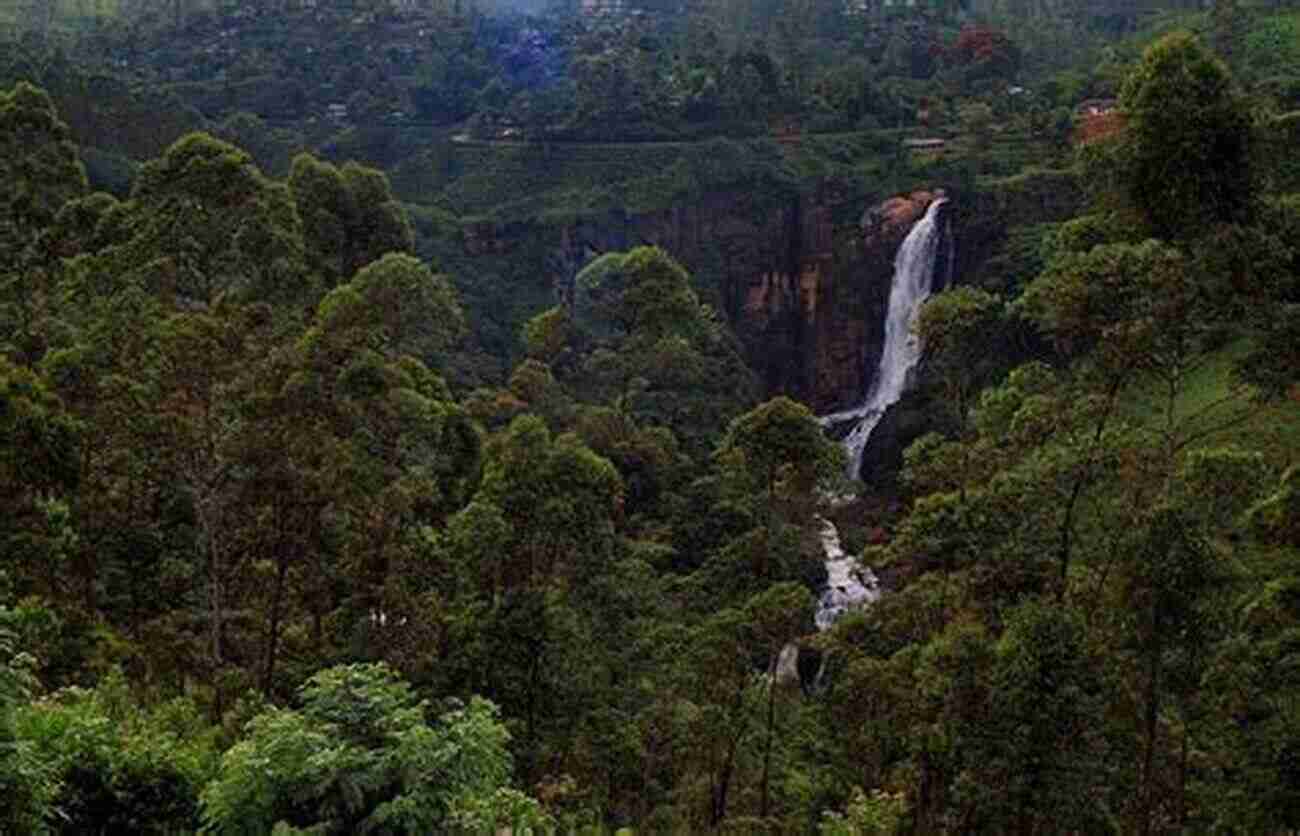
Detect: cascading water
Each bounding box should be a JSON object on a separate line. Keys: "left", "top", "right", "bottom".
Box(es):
{"left": 814, "top": 517, "right": 879, "bottom": 630}
{"left": 820, "top": 197, "right": 950, "bottom": 481}
{"left": 809, "top": 197, "right": 950, "bottom": 631}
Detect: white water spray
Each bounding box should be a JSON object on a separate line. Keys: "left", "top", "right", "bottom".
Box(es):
{"left": 820, "top": 198, "right": 949, "bottom": 480}
{"left": 814, "top": 517, "right": 879, "bottom": 630}
{"left": 808, "top": 198, "right": 949, "bottom": 631}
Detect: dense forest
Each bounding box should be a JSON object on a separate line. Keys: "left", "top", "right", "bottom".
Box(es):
{"left": 2, "top": 0, "right": 1300, "bottom": 831}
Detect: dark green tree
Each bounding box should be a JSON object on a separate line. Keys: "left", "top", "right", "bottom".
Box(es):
{"left": 0, "top": 81, "right": 88, "bottom": 364}
{"left": 716, "top": 395, "right": 843, "bottom": 529}
{"left": 568, "top": 246, "right": 758, "bottom": 455}
{"left": 288, "top": 154, "right": 414, "bottom": 286}
{"left": 1119, "top": 31, "right": 1253, "bottom": 240}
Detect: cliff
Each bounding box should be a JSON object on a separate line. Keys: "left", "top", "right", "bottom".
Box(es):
{"left": 445, "top": 167, "right": 1081, "bottom": 416}
{"left": 515, "top": 181, "right": 900, "bottom": 412}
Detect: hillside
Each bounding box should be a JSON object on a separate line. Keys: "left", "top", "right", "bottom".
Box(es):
{"left": 1, "top": 2, "right": 1299, "bottom": 833}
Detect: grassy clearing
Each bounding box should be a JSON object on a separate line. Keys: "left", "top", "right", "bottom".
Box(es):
{"left": 1122, "top": 338, "right": 1300, "bottom": 469}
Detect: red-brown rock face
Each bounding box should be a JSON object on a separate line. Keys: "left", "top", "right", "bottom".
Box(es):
{"left": 462, "top": 184, "right": 947, "bottom": 411}
{"left": 708, "top": 187, "right": 944, "bottom": 412}
{"left": 804, "top": 190, "right": 943, "bottom": 413}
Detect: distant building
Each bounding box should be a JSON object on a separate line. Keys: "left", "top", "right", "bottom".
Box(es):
{"left": 1075, "top": 98, "right": 1118, "bottom": 117}
{"left": 1073, "top": 100, "right": 1123, "bottom": 145}
{"left": 581, "top": 0, "right": 630, "bottom": 16}
{"left": 326, "top": 102, "right": 349, "bottom": 122}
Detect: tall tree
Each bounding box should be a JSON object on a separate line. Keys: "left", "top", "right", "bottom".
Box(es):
{"left": 61, "top": 133, "right": 313, "bottom": 311}
{"left": 567, "top": 246, "right": 759, "bottom": 455}
{"left": 1120, "top": 31, "right": 1253, "bottom": 241}
{"left": 288, "top": 154, "right": 414, "bottom": 286}
{"left": 0, "top": 81, "right": 88, "bottom": 364}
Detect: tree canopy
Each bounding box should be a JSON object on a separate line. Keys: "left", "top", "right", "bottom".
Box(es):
{"left": 1120, "top": 31, "right": 1254, "bottom": 239}
{"left": 1, "top": 6, "right": 1299, "bottom": 831}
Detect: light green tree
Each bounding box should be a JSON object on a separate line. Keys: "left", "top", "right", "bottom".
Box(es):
{"left": 0, "top": 605, "right": 56, "bottom": 835}
{"left": 200, "top": 663, "right": 546, "bottom": 834}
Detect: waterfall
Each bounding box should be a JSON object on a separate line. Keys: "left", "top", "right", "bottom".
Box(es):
{"left": 820, "top": 197, "right": 950, "bottom": 481}
{"left": 809, "top": 198, "right": 948, "bottom": 631}
{"left": 814, "top": 517, "right": 878, "bottom": 630}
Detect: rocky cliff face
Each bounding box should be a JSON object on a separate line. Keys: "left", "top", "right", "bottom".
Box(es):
{"left": 458, "top": 170, "right": 1077, "bottom": 415}
{"left": 520, "top": 183, "right": 935, "bottom": 413}
{"left": 461, "top": 184, "right": 850, "bottom": 408}
{"left": 811, "top": 189, "right": 951, "bottom": 414}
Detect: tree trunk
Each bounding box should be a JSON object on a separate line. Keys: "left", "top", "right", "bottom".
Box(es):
{"left": 209, "top": 526, "right": 225, "bottom": 720}
{"left": 712, "top": 734, "right": 740, "bottom": 827}
{"left": 711, "top": 683, "right": 748, "bottom": 827}
{"left": 1139, "top": 625, "right": 1161, "bottom": 836}
{"left": 1056, "top": 376, "right": 1124, "bottom": 601}
{"left": 914, "top": 748, "right": 932, "bottom": 836}
{"left": 760, "top": 655, "right": 778, "bottom": 818}
{"left": 261, "top": 549, "right": 290, "bottom": 695}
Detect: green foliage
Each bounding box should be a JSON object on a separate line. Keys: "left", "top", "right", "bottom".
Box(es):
{"left": 1261, "top": 111, "right": 1300, "bottom": 194}
{"left": 477, "top": 414, "right": 623, "bottom": 589}
{"left": 717, "top": 396, "right": 843, "bottom": 518}
{"left": 917, "top": 287, "right": 1005, "bottom": 428}
{"left": 1, "top": 9, "right": 1299, "bottom": 835}
{"left": 201, "top": 663, "right": 544, "bottom": 834}
{"left": 1051, "top": 211, "right": 1145, "bottom": 254}
{"left": 979, "top": 600, "right": 1102, "bottom": 830}
{"left": 0, "top": 358, "right": 79, "bottom": 499}
{"left": 9, "top": 670, "right": 221, "bottom": 835}
{"left": 522, "top": 306, "right": 571, "bottom": 364}
{"left": 0, "top": 81, "right": 87, "bottom": 231}
{"left": 818, "top": 787, "right": 907, "bottom": 835}
{"left": 0, "top": 81, "right": 89, "bottom": 363}
{"left": 0, "top": 600, "right": 57, "bottom": 835}
{"left": 1018, "top": 238, "right": 1210, "bottom": 374}
{"left": 348, "top": 253, "right": 465, "bottom": 361}
{"left": 1248, "top": 466, "right": 1300, "bottom": 549}
{"left": 1179, "top": 446, "right": 1271, "bottom": 533}
{"left": 78, "top": 131, "right": 316, "bottom": 308}
{"left": 289, "top": 154, "right": 415, "bottom": 285}
{"left": 432, "top": 135, "right": 813, "bottom": 222}
{"left": 859, "top": 42, "right": 1299, "bottom": 811}
{"left": 213, "top": 112, "right": 306, "bottom": 179}
{"left": 0, "top": 359, "right": 81, "bottom": 596}
{"left": 1242, "top": 13, "right": 1300, "bottom": 83}
{"left": 565, "top": 246, "right": 759, "bottom": 454}
{"left": 1119, "top": 31, "right": 1253, "bottom": 239}
{"left": 970, "top": 167, "right": 1082, "bottom": 227}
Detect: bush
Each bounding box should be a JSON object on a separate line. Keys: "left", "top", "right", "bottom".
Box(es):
{"left": 11, "top": 669, "right": 220, "bottom": 835}
{"left": 200, "top": 663, "right": 547, "bottom": 835}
